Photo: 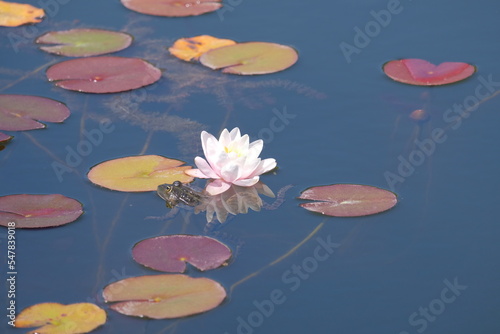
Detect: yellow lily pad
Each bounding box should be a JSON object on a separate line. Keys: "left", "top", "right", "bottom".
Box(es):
{"left": 0, "top": 0, "right": 44, "bottom": 27}
{"left": 87, "top": 155, "right": 194, "bottom": 192}
{"left": 169, "top": 35, "right": 236, "bottom": 62}
{"left": 15, "top": 302, "right": 106, "bottom": 334}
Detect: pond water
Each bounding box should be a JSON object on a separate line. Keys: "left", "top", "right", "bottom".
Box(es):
{"left": 1, "top": 0, "right": 500, "bottom": 333}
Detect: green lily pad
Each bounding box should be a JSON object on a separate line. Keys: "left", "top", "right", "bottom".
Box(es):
{"left": 199, "top": 42, "right": 299, "bottom": 75}
{"left": 103, "top": 274, "right": 226, "bottom": 319}
{"left": 36, "top": 28, "right": 133, "bottom": 57}
{"left": 121, "top": 0, "right": 222, "bottom": 17}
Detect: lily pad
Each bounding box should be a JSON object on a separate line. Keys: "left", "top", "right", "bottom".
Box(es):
{"left": 169, "top": 35, "right": 236, "bottom": 62}
{"left": 132, "top": 235, "right": 231, "bottom": 272}
{"left": 383, "top": 59, "right": 476, "bottom": 86}
{"left": 0, "top": 0, "right": 44, "bottom": 27}
{"left": 0, "top": 94, "right": 70, "bottom": 131}
{"left": 121, "top": 0, "right": 222, "bottom": 17}
{"left": 16, "top": 302, "right": 106, "bottom": 334}
{"left": 36, "top": 28, "right": 133, "bottom": 57}
{"left": 87, "top": 155, "right": 194, "bottom": 192}
{"left": 0, "top": 194, "right": 83, "bottom": 228}
{"left": 199, "top": 42, "right": 299, "bottom": 75}
{"left": 0, "top": 132, "right": 12, "bottom": 142}
{"left": 103, "top": 274, "right": 226, "bottom": 319}
{"left": 298, "top": 184, "right": 397, "bottom": 217}
{"left": 46, "top": 56, "right": 161, "bottom": 93}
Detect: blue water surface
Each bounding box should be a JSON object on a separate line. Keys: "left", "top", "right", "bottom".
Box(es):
{"left": 1, "top": 0, "right": 499, "bottom": 333}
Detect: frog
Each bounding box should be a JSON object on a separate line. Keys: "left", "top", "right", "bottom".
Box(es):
{"left": 157, "top": 181, "right": 203, "bottom": 209}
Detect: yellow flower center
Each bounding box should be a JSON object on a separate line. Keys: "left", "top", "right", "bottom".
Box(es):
{"left": 224, "top": 146, "right": 243, "bottom": 157}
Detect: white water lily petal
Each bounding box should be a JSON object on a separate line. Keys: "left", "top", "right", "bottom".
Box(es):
{"left": 233, "top": 176, "right": 260, "bottom": 187}
{"left": 206, "top": 179, "right": 231, "bottom": 195}
{"left": 185, "top": 168, "right": 210, "bottom": 178}
{"left": 193, "top": 156, "right": 220, "bottom": 179}
{"left": 249, "top": 158, "right": 277, "bottom": 178}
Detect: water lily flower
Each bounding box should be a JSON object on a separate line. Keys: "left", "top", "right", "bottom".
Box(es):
{"left": 185, "top": 128, "right": 277, "bottom": 195}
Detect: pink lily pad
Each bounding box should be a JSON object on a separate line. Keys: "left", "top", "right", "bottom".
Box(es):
{"left": 0, "top": 194, "right": 83, "bottom": 228}
{"left": 383, "top": 59, "right": 476, "bottom": 86}
{"left": 199, "top": 42, "right": 299, "bottom": 75}
{"left": 132, "top": 235, "right": 231, "bottom": 272}
{"left": 36, "top": 28, "right": 133, "bottom": 57}
{"left": 0, "top": 132, "right": 12, "bottom": 142}
{"left": 120, "top": 0, "right": 222, "bottom": 17}
{"left": 103, "top": 274, "right": 226, "bottom": 319}
{"left": 46, "top": 56, "right": 161, "bottom": 93}
{"left": 0, "top": 94, "right": 70, "bottom": 131}
{"left": 298, "top": 184, "right": 397, "bottom": 217}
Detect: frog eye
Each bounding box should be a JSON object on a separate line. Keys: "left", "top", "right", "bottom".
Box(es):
{"left": 173, "top": 181, "right": 181, "bottom": 187}
{"left": 165, "top": 186, "right": 172, "bottom": 192}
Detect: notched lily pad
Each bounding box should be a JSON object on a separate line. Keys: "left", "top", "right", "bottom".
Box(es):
{"left": 298, "top": 184, "right": 397, "bottom": 217}
{"left": 103, "top": 274, "right": 226, "bottom": 319}
{"left": 383, "top": 59, "right": 476, "bottom": 86}
{"left": 132, "top": 235, "right": 232, "bottom": 272}
{"left": 0, "top": 194, "right": 83, "bottom": 228}
{"left": 121, "top": 0, "right": 222, "bottom": 17}
{"left": 87, "top": 155, "right": 194, "bottom": 192}
{"left": 0, "top": 94, "right": 70, "bottom": 131}
{"left": 15, "top": 302, "right": 106, "bottom": 334}
{"left": 46, "top": 56, "right": 161, "bottom": 93}
{"left": 199, "top": 42, "right": 299, "bottom": 75}
{"left": 36, "top": 28, "right": 133, "bottom": 57}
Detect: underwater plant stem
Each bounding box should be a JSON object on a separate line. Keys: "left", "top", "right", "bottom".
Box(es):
{"left": 0, "top": 59, "right": 58, "bottom": 92}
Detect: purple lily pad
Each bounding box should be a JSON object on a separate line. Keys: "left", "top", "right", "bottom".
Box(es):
{"left": 199, "top": 42, "right": 299, "bottom": 75}
{"left": 36, "top": 28, "right": 133, "bottom": 57}
{"left": 0, "top": 132, "right": 13, "bottom": 143}
{"left": 121, "top": 0, "right": 222, "bottom": 17}
{"left": 132, "top": 235, "right": 232, "bottom": 272}
{"left": 298, "top": 184, "right": 397, "bottom": 217}
{"left": 46, "top": 56, "right": 162, "bottom": 93}
{"left": 0, "top": 194, "right": 83, "bottom": 228}
{"left": 0, "top": 95, "right": 70, "bottom": 131}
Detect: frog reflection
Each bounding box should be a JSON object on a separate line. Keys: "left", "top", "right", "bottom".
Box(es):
{"left": 157, "top": 181, "right": 204, "bottom": 209}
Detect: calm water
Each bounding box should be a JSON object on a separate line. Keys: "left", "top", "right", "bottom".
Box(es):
{"left": 1, "top": 0, "right": 499, "bottom": 333}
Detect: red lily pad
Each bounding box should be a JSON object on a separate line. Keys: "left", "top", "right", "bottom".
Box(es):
{"left": 103, "top": 274, "right": 226, "bottom": 319}
{"left": 0, "top": 194, "right": 83, "bottom": 228}
{"left": 132, "top": 235, "right": 231, "bottom": 272}
{"left": 0, "top": 94, "right": 70, "bottom": 131}
{"left": 36, "top": 28, "right": 133, "bottom": 57}
{"left": 298, "top": 184, "right": 397, "bottom": 217}
{"left": 199, "top": 42, "right": 299, "bottom": 75}
{"left": 46, "top": 56, "right": 161, "bottom": 93}
{"left": 121, "top": 0, "right": 222, "bottom": 17}
{"left": 0, "top": 132, "right": 12, "bottom": 142}
{"left": 383, "top": 59, "right": 476, "bottom": 86}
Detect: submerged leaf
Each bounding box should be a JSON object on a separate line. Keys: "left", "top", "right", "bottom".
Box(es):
{"left": 132, "top": 235, "right": 232, "bottom": 272}
{"left": 46, "top": 56, "right": 161, "bottom": 93}
{"left": 36, "top": 28, "right": 133, "bottom": 57}
{"left": 0, "top": 0, "right": 44, "bottom": 27}
{"left": 16, "top": 302, "right": 106, "bottom": 334}
{"left": 0, "top": 94, "right": 70, "bottom": 131}
{"left": 87, "top": 155, "right": 194, "bottom": 192}
{"left": 121, "top": 0, "right": 222, "bottom": 17}
{"left": 169, "top": 35, "right": 236, "bottom": 61}
{"left": 0, "top": 194, "right": 83, "bottom": 228}
{"left": 199, "top": 42, "right": 298, "bottom": 75}
{"left": 383, "top": 59, "right": 476, "bottom": 86}
{"left": 298, "top": 184, "right": 397, "bottom": 217}
{"left": 103, "top": 274, "right": 226, "bottom": 319}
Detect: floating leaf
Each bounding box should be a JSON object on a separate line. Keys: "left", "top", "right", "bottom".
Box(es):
{"left": 16, "top": 302, "right": 106, "bottom": 334}
{"left": 0, "top": 94, "right": 70, "bottom": 131}
{"left": 46, "top": 56, "right": 161, "bottom": 93}
{"left": 0, "top": 0, "right": 44, "bottom": 27}
{"left": 88, "top": 155, "right": 193, "bottom": 192}
{"left": 199, "top": 42, "right": 298, "bottom": 75}
{"left": 103, "top": 274, "right": 226, "bottom": 319}
{"left": 383, "top": 59, "right": 476, "bottom": 86}
{"left": 0, "top": 132, "right": 12, "bottom": 142}
{"left": 132, "top": 235, "right": 231, "bottom": 272}
{"left": 0, "top": 194, "right": 83, "bottom": 228}
{"left": 121, "top": 0, "right": 222, "bottom": 17}
{"left": 298, "top": 184, "right": 397, "bottom": 217}
{"left": 36, "top": 29, "right": 133, "bottom": 57}
{"left": 169, "top": 35, "right": 236, "bottom": 62}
